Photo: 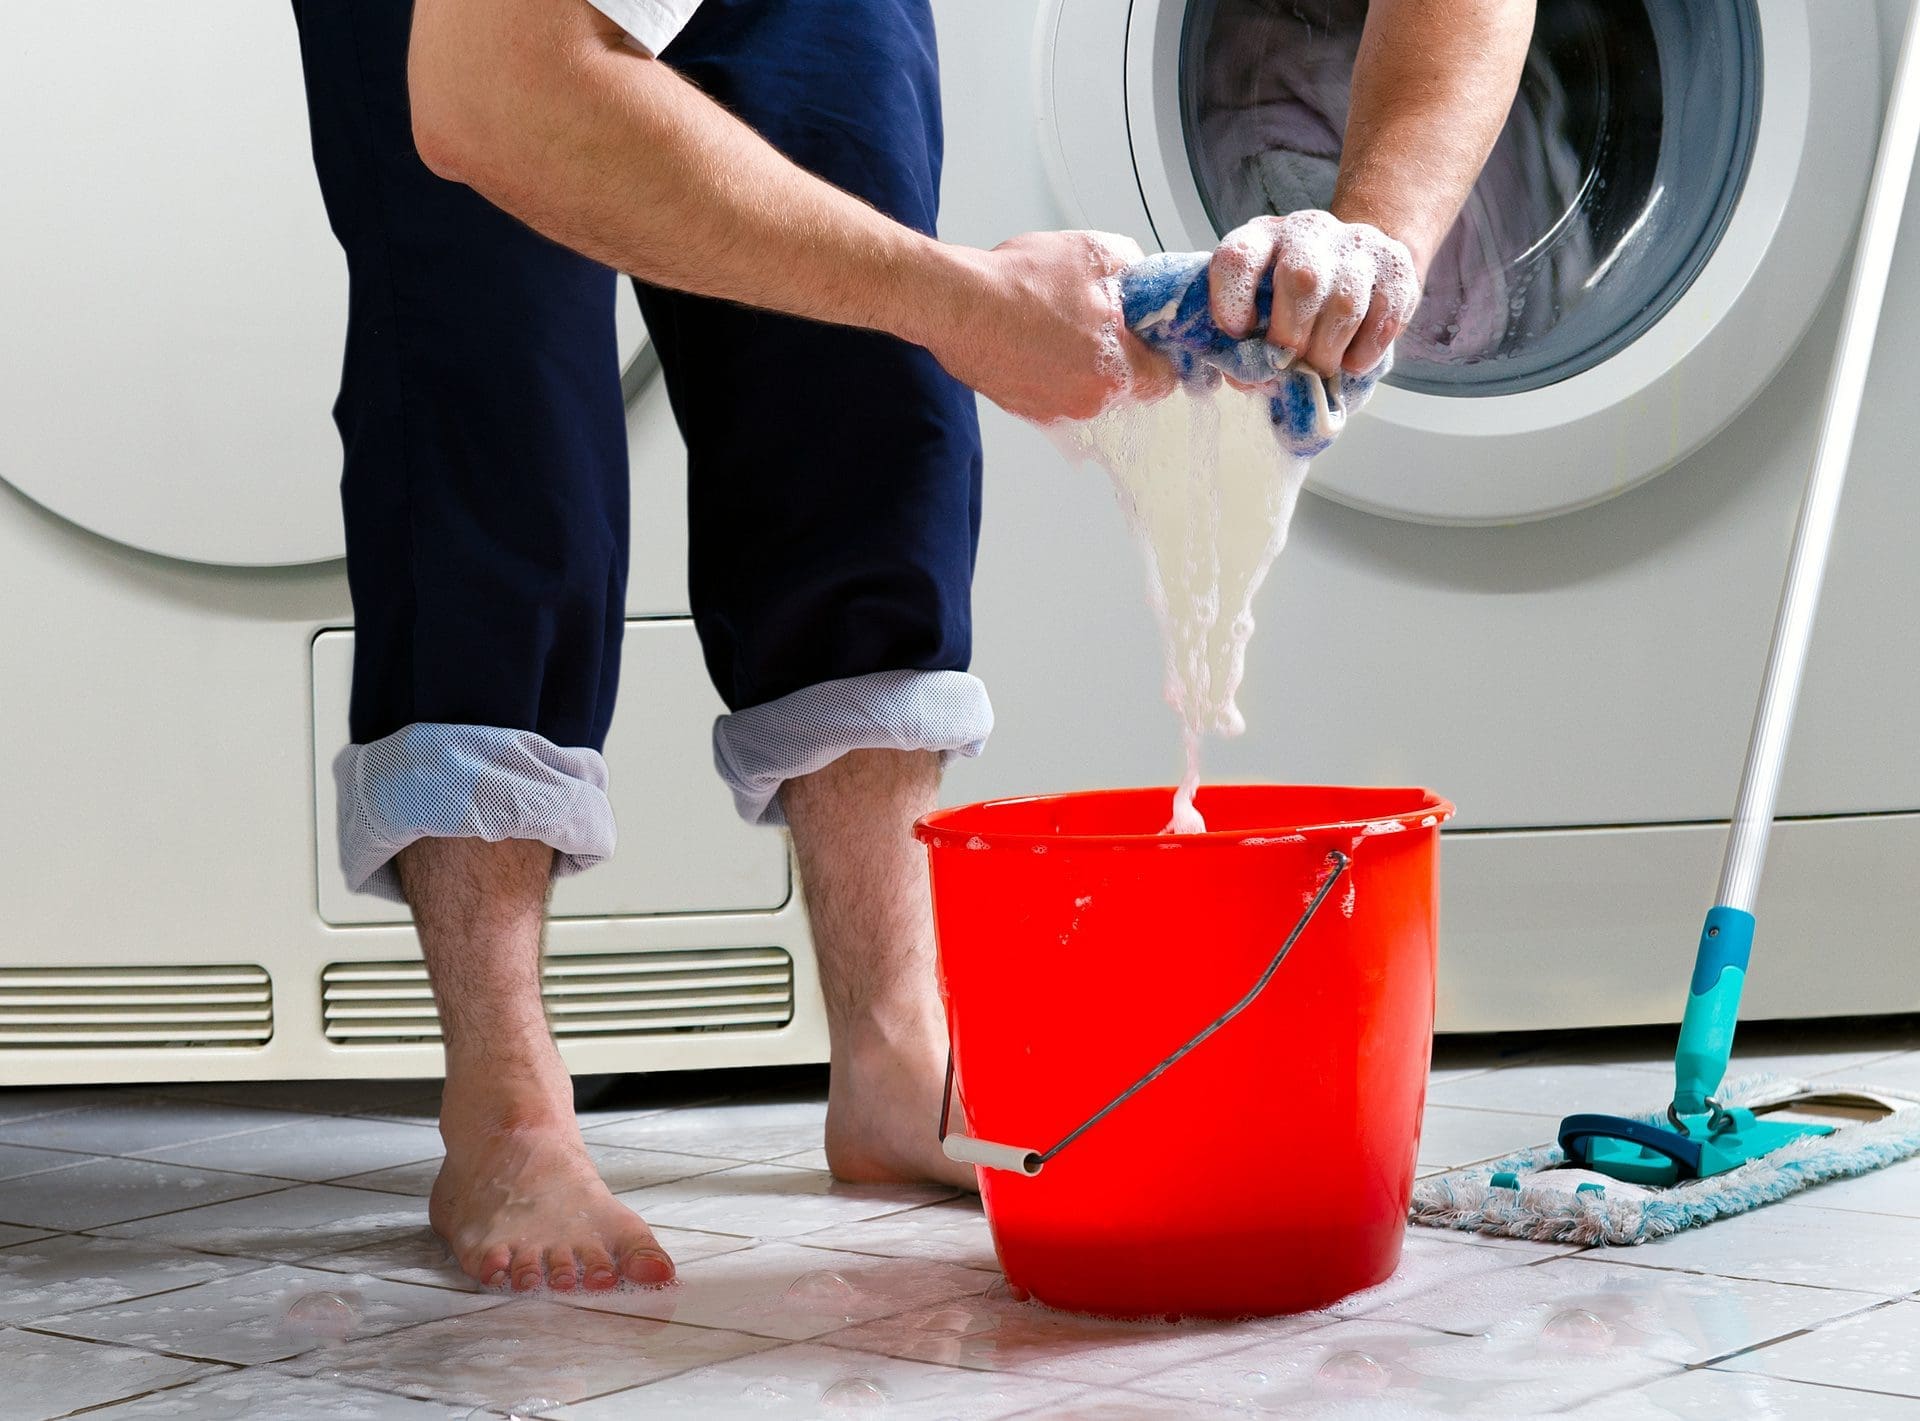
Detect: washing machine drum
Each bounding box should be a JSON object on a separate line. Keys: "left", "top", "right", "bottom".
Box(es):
{"left": 1045, "top": 0, "right": 1882, "bottom": 524}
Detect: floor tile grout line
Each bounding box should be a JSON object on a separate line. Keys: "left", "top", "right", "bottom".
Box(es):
{"left": 1556, "top": 1248, "right": 1894, "bottom": 1294}
{"left": 1690, "top": 1294, "right": 1911, "bottom": 1371}
{"left": 1, "top": 1258, "right": 283, "bottom": 1331}
{"left": 0, "top": 1172, "right": 305, "bottom": 1238}
{"left": 28, "top": 1274, "right": 515, "bottom": 1380}
{"left": 3, "top": 1109, "right": 354, "bottom": 1161}
{"left": 1524, "top": 1368, "right": 1689, "bottom": 1420}
{"left": 554, "top": 1266, "right": 1000, "bottom": 1341}
{"left": 577, "top": 1139, "right": 831, "bottom": 1169}
{"left": 13, "top": 1315, "right": 270, "bottom": 1372}
{"left": 777, "top": 1236, "right": 995, "bottom": 1270}
{"left": 1421, "top": 1100, "right": 1621, "bottom": 1121}
{"left": 50, "top": 1365, "right": 243, "bottom": 1421}
{"left": 1772, "top": 1198, "right": 1920, "bottom": 1224}
{"left": 67, "top": 1222, "right": 426, "bottom": 1270}
{"left": 520, "top": 1331, "right": 793, "bottom": 1412}
{"left": 1584, "top": 1249, "right": 1920, "bottom": 1296}
{"left": 257, "top": 1358, "right": 503, "bottom": 1415}
{"left": 1698, "top": 1358, "right": 1920, "bottom": 1404}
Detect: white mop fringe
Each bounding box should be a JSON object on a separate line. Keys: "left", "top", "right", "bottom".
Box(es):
{"left": 1410, "top": 1074, "right": 1920, "bottom": 1245}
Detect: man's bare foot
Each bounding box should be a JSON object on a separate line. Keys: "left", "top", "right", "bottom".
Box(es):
{"left": 430, "top": 1082, "right": 674, "bottom": 1292}
{"left": 825, "top": 1034, "right": 978, "bottom": 1193}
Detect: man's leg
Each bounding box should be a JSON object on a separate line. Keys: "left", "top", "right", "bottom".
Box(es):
{"left": 398, "top": 839, "right": 674, "bottom": 1290}
{"left": 294, "top": 0, "right": 665, "bottom": 1288}
{"left": 640, "top": 0, "right": 986, "bottom": 1189}
{"left": 780, "top": 751, "right": 969, "bottom": 1188}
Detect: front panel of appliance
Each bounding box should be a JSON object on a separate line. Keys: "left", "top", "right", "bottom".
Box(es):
{"left": 940, "top": 0, "right": 1920, "bottom": 896}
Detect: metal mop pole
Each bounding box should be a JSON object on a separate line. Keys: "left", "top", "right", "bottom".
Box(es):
{"left": 1676, "top": 0, "right": 1920, "bottom": 1117}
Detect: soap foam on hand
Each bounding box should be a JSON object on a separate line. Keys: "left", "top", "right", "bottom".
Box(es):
{"left": 1047, "top": 244, "right": 1390, "bottom": 834}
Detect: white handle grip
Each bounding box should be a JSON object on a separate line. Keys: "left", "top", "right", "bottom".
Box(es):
{"left": 941, "top": 1134, "right": 1044, "bottom": 1176}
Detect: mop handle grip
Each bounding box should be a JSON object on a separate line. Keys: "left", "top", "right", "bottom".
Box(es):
{"left": 1674, "top": 906, "right": 1754, "bottom": 1115}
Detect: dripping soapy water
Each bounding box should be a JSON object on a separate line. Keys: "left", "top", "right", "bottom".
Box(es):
{"left": 1048, "top": 244, "right": 1388, "bottom": 832}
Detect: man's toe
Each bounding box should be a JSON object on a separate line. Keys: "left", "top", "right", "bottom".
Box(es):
{"left": 619, "top": 1243, "right": 675, "bottom": 1286}
{"left": 509, "top": 1247, "right": 545, "bottom": 1291}
{"left": 576, "top": 1244, "right": 618, "bottom": 1291}
{"left": 466, "top": 1243, "right": 513, "bottom": 1289}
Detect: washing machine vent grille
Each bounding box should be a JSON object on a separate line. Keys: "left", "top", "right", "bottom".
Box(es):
{"left": 321, "top": 948, "right": 796, "bottom": 1045}
{"left": 0, "top": 965, "right": 274, "bottom": 1048}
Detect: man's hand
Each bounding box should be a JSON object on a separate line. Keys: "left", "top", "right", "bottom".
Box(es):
{"left": 1209, "top": 210, "right": 1419, "bottom": 380}
{"left": 923, "top": 231, "right": 1176, "bottom": 424}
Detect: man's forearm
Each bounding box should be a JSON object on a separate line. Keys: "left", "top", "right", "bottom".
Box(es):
{"left": 1331, "top": 0, "right": 1536, "bottom": 275}
{"left": 408, "top": 0, "right": 976, "bottom": 349}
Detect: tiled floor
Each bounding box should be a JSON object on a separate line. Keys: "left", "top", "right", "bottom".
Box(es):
{"left": 2, "top": 1021, "right": 1918, "bottom": 1419}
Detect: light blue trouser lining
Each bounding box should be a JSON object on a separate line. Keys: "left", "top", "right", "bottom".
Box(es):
{"left": 333, "top": 724, "right": 617, "bottom": 903}
{"left": 713, "top": 669, "right": 995, "bottom": 827}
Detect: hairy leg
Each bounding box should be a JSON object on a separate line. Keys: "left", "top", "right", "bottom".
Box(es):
{"left": 781, "top": 749, "right": 974, "bottom": 1190}
{"left": 401, "top": 837, "right": 675, "bottom": 1289}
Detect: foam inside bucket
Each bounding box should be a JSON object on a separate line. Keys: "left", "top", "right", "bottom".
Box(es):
{"left": 916, "top": 784, "right": 1454, "bottom": 1319}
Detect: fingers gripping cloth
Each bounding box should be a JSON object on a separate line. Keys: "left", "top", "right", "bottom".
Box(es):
{"left": 1118, "top": 250, "right": 1390, "bottom": 456}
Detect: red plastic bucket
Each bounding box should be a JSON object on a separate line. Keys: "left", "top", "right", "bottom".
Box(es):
{"left": 914, "top": 784, "right": 1454, "bottom": 1320}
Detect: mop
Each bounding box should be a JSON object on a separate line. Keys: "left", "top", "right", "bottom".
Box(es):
{"left": 1412, "top": 3, "right": 1920, "bottom": 1246}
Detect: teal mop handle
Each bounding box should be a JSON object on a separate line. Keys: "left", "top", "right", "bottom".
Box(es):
{"left": 1674, "top": 906, "right": 1754, "bottom": 1115}
{"left": 1676, "top": 0, "right": 1920, "bottom": 1120}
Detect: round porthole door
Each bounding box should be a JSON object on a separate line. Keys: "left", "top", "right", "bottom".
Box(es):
{"left": 0, "top": 3, "right": 655, "bottom": 568}
{"left": 1042, "top": 0, "right": 1881, "bottom": 524}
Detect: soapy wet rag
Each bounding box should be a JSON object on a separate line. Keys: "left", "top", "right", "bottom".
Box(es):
{"left": 1120, "top": 250, "right": 1389, "bottom": 458}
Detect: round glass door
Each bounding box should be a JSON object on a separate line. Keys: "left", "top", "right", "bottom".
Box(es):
{"left": 1180, "top": 0, "right": 1760, "bottom": 397}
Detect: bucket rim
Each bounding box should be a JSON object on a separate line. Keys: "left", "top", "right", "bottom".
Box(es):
{"left": 913, "top": 784, "right": 1456, "bottom": 850}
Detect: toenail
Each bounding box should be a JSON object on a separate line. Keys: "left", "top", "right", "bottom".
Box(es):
{"left": 629, "top": 1252, "right": 675, "bottom": 1285}
{"left": 486, "top": 1270, "right": 509, "bottom": 1287}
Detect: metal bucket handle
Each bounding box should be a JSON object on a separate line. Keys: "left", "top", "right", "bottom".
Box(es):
{"left": 937, "top": 848, "right": 1352, "bottom": 1176}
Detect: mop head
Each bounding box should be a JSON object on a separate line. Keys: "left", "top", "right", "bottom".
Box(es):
{"left": 1411, "top": 1074, "right": 1920, "bottom": 1245}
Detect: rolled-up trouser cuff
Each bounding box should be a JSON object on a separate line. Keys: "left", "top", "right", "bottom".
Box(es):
{"left": 333, "top": 723, "right": 617, "bottom": 903}
{"left": 713, "top": 670, "right": 994, "bottom": 827}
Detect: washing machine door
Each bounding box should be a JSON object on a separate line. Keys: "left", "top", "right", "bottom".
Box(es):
{"left": 0, "top": 3, "right": 654, "bottom": 569}
{"left": 1042, "top": 0, "right": 1880, "bottom": 525}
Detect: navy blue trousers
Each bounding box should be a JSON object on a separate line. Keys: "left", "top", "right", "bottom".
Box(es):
{"left": 293, "top": 0, "right": 983, "bottom": 757}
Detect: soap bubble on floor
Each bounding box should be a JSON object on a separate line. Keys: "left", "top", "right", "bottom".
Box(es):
{"left": 1540, "top": 1307, "right": 1614, "bottom": 1355}
{"left": 739, "top": 1375, "right": 807, "bottom": 1405}
{"left": 781, "top": 1269, "right": 864, "bottom": 1322}
{"left": 1314, "top": 1349, "right": 1391, "bottom": 1397}
{"left": 463, "top": 1400, "right": 564, "bottom": 1420}
{"left": 820, "top": 1376, "right": 891, "bottom": 1409}
{"left": 280, "top": 1290, "right": 359, "bottom": 1343}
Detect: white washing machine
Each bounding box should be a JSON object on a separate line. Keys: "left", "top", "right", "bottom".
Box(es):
{"left": 3, "top": 3, "right": 1917, "bottom": 1097}
{"left": 0, "top": 2, "right": 825, "bottom": 1085}
{"left": 936, "top": 0, "right": 1920, "bottom": 1030}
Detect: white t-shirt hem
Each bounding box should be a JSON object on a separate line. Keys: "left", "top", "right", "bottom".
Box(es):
{"left": 584, "top": 0, "right": 700, "bottom": 56}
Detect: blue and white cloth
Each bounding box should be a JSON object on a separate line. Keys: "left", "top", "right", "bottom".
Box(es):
{"left": 1119, "top": 251, "right": 1389, "bottom": 459}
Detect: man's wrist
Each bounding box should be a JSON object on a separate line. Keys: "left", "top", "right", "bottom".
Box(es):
{"left": 1328, "top": 192, "right": 1439, "bottom": 279}
{"left": 881, "top": 236, "right": 991, "bottom": 353}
